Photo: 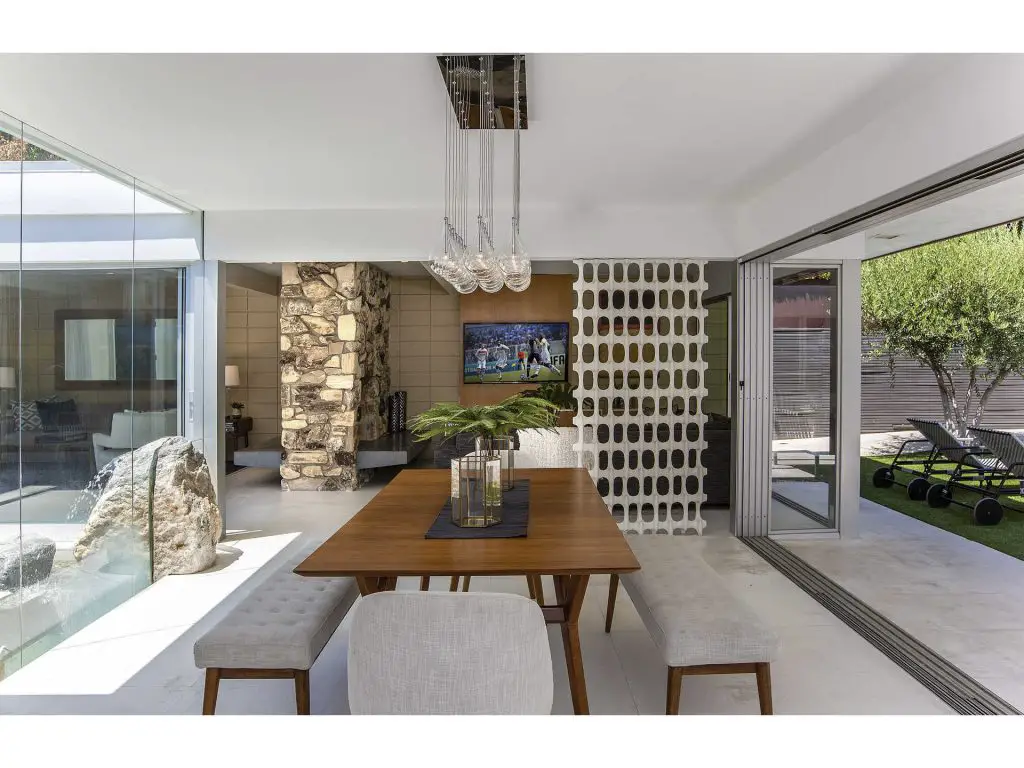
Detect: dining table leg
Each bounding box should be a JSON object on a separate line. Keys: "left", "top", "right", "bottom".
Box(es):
{"left": 355, "top": 576, "right": 379, "bottom": 596}
{"left": 356, "top": 576, "right": 398, "bottom": 596}
{"left": 552, "top": 574, "right": 590, "bottom": 715}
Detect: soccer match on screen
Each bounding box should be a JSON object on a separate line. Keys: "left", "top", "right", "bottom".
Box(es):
{"left": 462, "top": 322, "right": 570, "bottom": 384}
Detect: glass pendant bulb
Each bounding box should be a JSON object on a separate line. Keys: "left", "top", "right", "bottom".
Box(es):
{"left": 499, "top": 224, "right": 532, "bottom": 292}
{"left": 465, "top": 220, "right": 503, "bottom": 291}
{"left": 447, "top": 237, "right": 479, "bottom": 294}
{"left": 470, "top": 223, "right": 504, "bottom": 293}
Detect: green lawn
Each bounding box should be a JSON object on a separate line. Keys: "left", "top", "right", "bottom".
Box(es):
{"left": 859, "top": 455, "right": 1024, "bottom": 561}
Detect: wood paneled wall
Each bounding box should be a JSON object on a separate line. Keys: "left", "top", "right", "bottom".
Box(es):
{"left": 459, "top": 274, "right": 574, "bottom": 406}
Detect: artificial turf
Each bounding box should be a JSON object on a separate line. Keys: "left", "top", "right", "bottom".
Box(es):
{"left": 859, "top": 454, "right": 1024, "bottom": 562}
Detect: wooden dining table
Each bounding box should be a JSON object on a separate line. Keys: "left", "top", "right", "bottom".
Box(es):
{"left": 294, "top": 467, "right": 640, "bottom": 715}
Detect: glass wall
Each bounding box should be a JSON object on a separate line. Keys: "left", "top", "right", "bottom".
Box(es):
{"left": 0, "top": 114, "right": 199, "bottom": 679}
{"left": 770, "top": 267, "right": 840, "bottom": 532}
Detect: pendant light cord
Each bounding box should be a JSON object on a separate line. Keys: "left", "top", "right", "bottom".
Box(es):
{"left": 513, "top": 54, "right": 521, "bottom": 236}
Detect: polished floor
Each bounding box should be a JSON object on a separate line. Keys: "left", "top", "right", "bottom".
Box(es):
{"left": 784, "top": 496, "right": 1024, "bottom": 711}
{"left": 0, "top": 468, "right": 954, "bottom": 715}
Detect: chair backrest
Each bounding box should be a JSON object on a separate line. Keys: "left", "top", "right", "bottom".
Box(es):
{"left": 109, "top": 409, "right": 178, "bottom": 446}
{"left": 347, "top": 591, "right": 553, "bottom": 715}
{"left": 968, "top": 427, "right": 1024, "bottom": 476}
{"left": 907, "top": 418, "right": 988, "bottom": 469}
{"left": 517, "top": 427, "right": 580, "bottom": 468}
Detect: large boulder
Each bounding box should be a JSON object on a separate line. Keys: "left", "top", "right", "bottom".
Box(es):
{"left": 74, "top": 436, "right": 223, "bottom": 579}
{"left": 0, "top": 534, "right": 56, "bottom": 591}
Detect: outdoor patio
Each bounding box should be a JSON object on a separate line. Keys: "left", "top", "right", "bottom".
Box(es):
{"left": 783, "top": 496, "right": 1024, "bottom": 711}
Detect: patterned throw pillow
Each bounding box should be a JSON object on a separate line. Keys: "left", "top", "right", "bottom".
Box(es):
{"left": 10, "top": 400, "right": 42, "bottom": 432}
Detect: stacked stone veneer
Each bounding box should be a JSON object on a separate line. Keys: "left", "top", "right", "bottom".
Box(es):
{"left": 280, "top": 263, "right": 390, "bottom": 491}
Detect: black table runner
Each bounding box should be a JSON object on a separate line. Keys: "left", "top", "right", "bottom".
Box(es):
{"left": 425, "top": 479, "right": 531, "bottom": 539}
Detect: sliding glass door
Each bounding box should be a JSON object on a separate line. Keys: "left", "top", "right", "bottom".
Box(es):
{"left": 769, "top": 266, "right": 840, "bottom": 532}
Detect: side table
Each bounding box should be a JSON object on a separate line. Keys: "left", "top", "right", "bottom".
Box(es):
{"left": 225, "top": 417, "right": 254, "bottom": 462}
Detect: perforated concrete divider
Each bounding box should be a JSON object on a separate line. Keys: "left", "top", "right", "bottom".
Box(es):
{"left": 571, "top": 260, "right": 708, "bottom": 535}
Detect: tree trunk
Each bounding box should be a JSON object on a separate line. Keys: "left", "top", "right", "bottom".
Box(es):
{"left": 970, "top": 370, "right": 1009, "bottom": 430}
{"left": 930, "top": 365, "right": 965, "bottom": 436}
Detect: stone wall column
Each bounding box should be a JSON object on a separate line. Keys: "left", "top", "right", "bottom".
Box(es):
{"left": 280, "top": 262, "right": 390, "bottom": 490}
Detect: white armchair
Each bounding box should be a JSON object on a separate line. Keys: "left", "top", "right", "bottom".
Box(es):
{"left": 92, "top": 409, "right": 178, "bottom": 469}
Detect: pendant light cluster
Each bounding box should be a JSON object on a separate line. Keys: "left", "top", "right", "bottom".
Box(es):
{"left": 430, "top": 54, "right": 531, "bottom": 294}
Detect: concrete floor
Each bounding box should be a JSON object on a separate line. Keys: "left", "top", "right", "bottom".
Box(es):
{"left": 784, "top": 496, "right": 1024, "bottom": 711}
{"left": 0, "top": 467, "right": 955, "bottom": 715}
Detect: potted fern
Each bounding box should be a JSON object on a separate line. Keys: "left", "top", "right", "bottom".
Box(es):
{"left": 408, "top": 394, "right": 559, "bottom": 526}
{"left": 408, "top": 394, "right": 559, "bottom": 457}
{"left": 530, "top": 381, "right": 577, "bottom": 413}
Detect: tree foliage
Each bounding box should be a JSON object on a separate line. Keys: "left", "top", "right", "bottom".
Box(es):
{"left": 0, "top": 130, "right": 63, "bottom": 162}
{"left": 862, "top": 223, "right": 1024, "bottom": 435}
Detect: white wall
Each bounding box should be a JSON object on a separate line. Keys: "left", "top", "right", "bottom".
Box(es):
{"left": 203, "top": 203, "right": 739, "bottom": 264}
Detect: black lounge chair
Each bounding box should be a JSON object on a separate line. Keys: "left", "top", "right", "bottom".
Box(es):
{"left": 872, "top": 418, "right": 1001, "bottom": 502}
{"left": 927, "top": 426, "right": 1024, "bottom": 526}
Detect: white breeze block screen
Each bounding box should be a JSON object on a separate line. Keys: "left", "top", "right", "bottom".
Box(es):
{"left": 572, "top": 260, "right": 709, "bottom": 535}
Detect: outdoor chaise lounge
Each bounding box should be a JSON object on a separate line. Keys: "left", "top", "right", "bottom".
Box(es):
{"left": 908, "top": 424, "right": 1024, "bottom": 525}
{"left": 925, "top": 426, "right": 1024, "bottom": 526}
{"left": 872, "top": 418, "right": 1004, "bottom": 502}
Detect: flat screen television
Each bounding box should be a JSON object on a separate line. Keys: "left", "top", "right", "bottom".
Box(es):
{"left": 463, "top": 322, "right": 570, "bottom": 384}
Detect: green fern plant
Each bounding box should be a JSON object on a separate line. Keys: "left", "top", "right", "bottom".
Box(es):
{"left": 531, "top": 381, "right": 577, "bottom": 411}
{"left": 408, "top": 394, "right": 560, "bottom": 445}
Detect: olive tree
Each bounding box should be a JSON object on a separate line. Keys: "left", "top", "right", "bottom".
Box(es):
{"left": 861, "top": 223, "right": 1024, "bottom": 436}
{"left": 0, "top": 130, "right": 63, "bottom": 161}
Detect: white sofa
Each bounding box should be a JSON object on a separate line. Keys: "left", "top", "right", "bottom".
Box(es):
{"left": 92, "top": 409, "right": 178, "bottom": 469}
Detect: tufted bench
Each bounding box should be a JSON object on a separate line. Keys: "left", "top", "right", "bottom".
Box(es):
{"left": 605, "top": 535, "right": 780, "bottom": 715}
{"left": 193, "top": 551, "right": 360, "bottom": 714}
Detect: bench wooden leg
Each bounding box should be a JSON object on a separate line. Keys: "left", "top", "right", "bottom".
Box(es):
{"left": 755, "top": 662, "right": 773, "bottom": 715}
{"left": 667, "top": 663, "right": 773, "bottom": 715}
{"left": 449, "top": 576, "right": 460, "bottom": 591}
{"left": 526, "top": 575, "right": 536, "bottom": 600}
{"left": 419, "top": 576, "right": 431, "bottom": 591}
{"left": 666, "top": 666, "right": 683, "bottom": 715}
{"left": 294, "top": 669, "right": 310, "bottom": 715}
{"left": 462, "top": 575, "right": 472, "bottom": 592}
{"left": 605, "top": 574, "right": 619, "bottom": 633}
{"left": 202, "top": 668, "right": 221, "bottom": 715}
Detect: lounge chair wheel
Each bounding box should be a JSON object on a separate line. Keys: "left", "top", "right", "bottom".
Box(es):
{"left": 872, "top": 467, "right": 895, "bottom": 489}
{"left": 907, "top": 477, "right": 930, "bottom": 501}
{"left": 972, "top": 498, "right": 1003, "bottom": 526}
{"left": 926, "top": 484, "right": 953, "bottom": 508}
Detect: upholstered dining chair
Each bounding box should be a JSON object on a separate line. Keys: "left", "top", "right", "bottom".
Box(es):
{"left": 347, "top": 591, "right": 553, "bottom": 715}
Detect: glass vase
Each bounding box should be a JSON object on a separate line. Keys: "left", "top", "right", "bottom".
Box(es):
{"left": 475, "top": 434, "right": 515, "bottom": 490}
{"left": 450, "top": 454, "right": 503, "bottom": 528}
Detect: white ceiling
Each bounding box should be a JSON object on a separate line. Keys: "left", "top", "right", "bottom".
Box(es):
{"left": 0, "top": 53, "right": 938, "bottom": 212}
{"left": 864, "top": 171, "right": 1024, "bottom": 259}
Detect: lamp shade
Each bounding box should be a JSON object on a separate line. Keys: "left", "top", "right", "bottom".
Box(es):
{"left": 0, "top": 367, "right": 14, "bottom": 390}
{"left": 224, "top": 365, "right": 241, "bottom": 387}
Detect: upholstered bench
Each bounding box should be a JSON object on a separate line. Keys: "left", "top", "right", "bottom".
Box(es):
{"left": 605, "top": 534, "right": 780, "bottom": 715}
{"left": 193, "top": 552, "right": 360, "bottom": 714}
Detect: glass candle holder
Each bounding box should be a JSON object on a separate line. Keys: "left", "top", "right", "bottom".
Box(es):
{"left": 475, "top": 434, "right": 516, "bottom": 490}
{"left": 451, "top": 454, "right": 503, "bottom": 528}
